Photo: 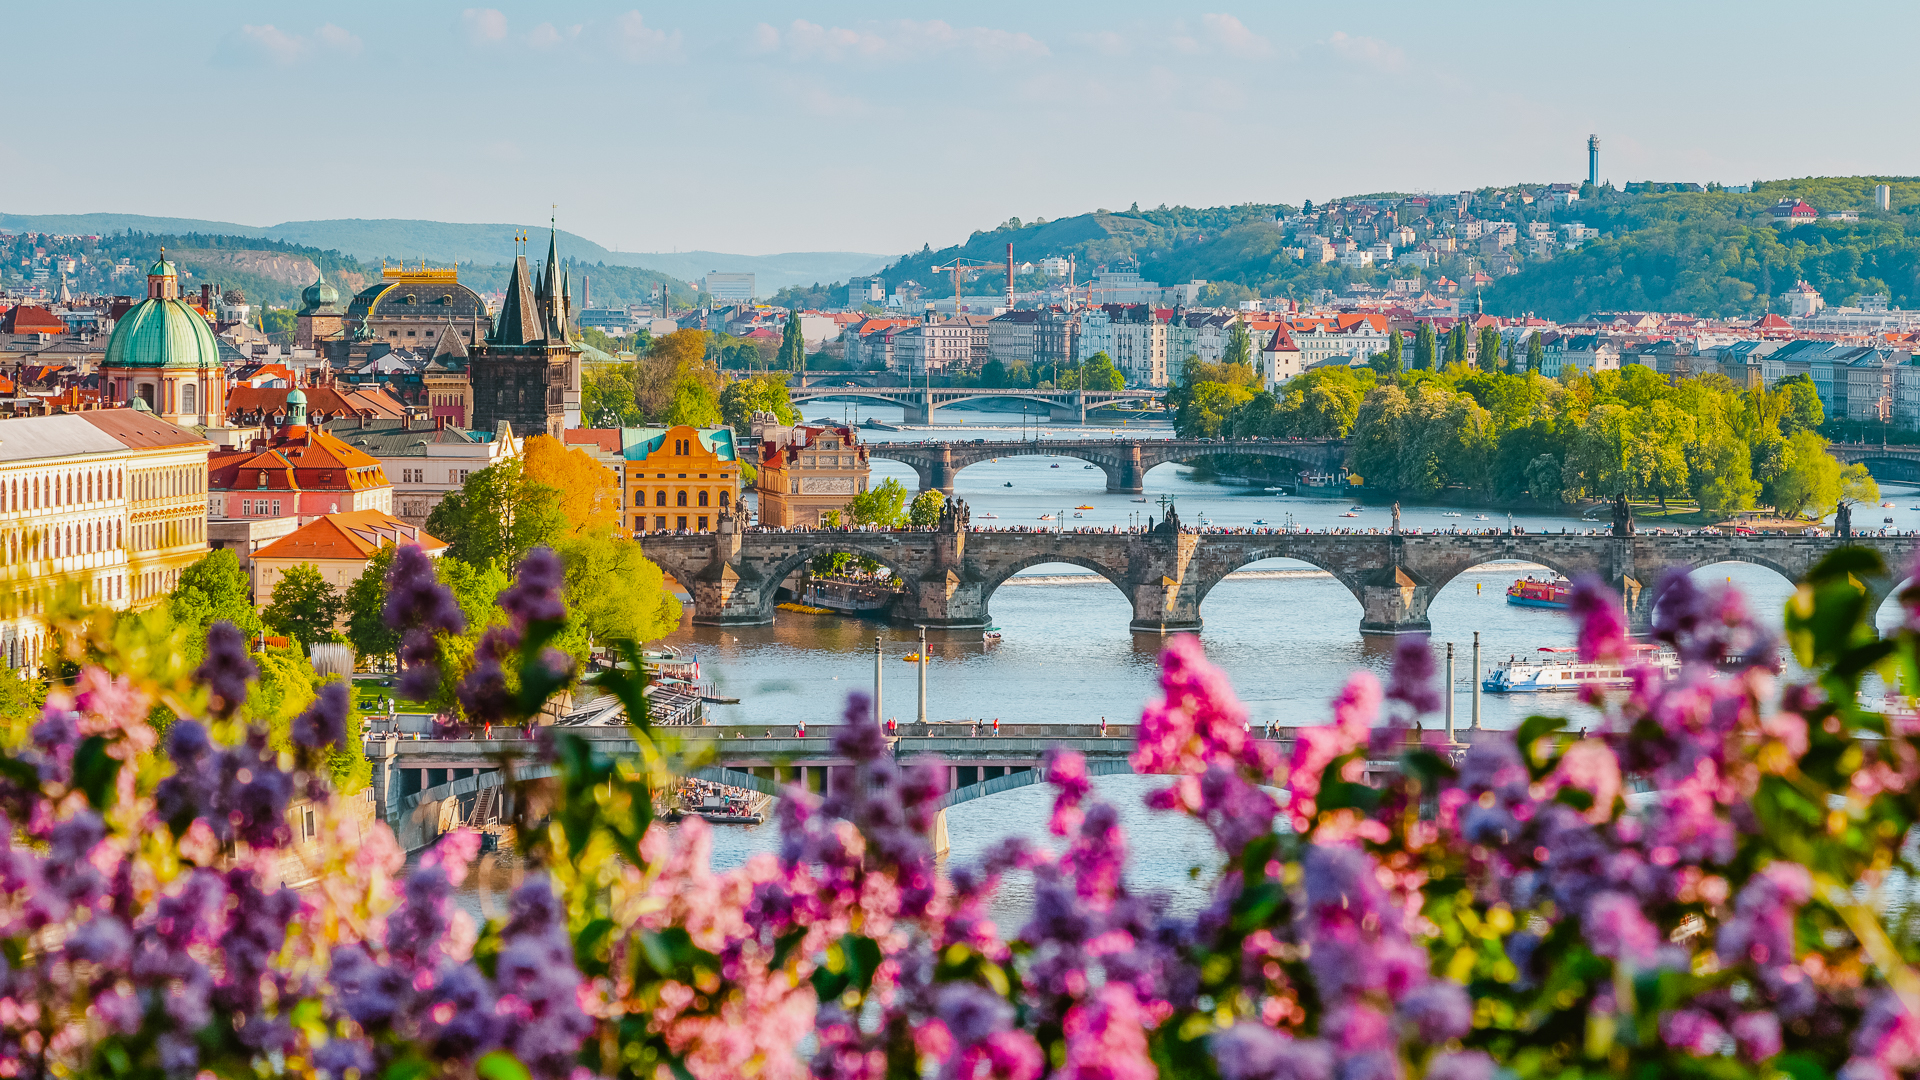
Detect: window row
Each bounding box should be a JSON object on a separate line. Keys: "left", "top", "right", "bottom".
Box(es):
{"left": 4, "top": 518, "right": 123, "bottom": 563}
{"left": 641, "top": 489, "right": 731, "bottom": 508}
{"left": 4, "top": 466, "right": 122, "bottom": 511}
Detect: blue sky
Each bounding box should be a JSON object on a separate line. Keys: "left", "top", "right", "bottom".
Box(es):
{"left": 16, "top": 2, "right": 1920, "bottom": 256}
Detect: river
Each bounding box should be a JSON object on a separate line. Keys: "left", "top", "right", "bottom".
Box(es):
{"left": 438, "top": 404, "right": 1916, "bottom": 924}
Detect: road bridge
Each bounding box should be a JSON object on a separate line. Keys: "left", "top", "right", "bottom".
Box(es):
{"left": 867, "top": 437, "right": 1348, "bottom": 494}
{"left": 372, "top": 722, "right": 1439, "bottom": 855}
{"left": 640, "top": 510, "right": 1917, "bottom": 637}
{"left": 1829, "top": 443, "right": 1920, "bottom": 484}
{"left": 788, "top": 385, "right": 1158, "bottom": 424}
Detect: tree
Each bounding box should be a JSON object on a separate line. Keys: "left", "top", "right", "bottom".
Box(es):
{"left": 169, "top": 549, "right": 262, "bottom": 639}
{"left": 425, "top": 457, "right": 568, "bottom": 569}
{"left": 553, "top": 528, "right": 683, "bottom": 659}
{"left": 1840, "top": 462, "right": 1880, "bottom": 509}
{"left": 1523, "top": 454, "right": 1563, "bottom": 502}
{"left": 582, "top": 361, "right": 642, "bottom": 426}
{"left": 1080, "top": 352, "right": 1126, "bottom": 391}
{"left": 719, "top": 374, "right": 800, "bottom": 431}
{"left": 1385, "top": 327, "right": 1402, "bottom": 373}
{"left": 979, "top": 358, "right": 1008, "bottom": 388}
{"left": 262, "top": 564, "right": 343, "bottom": 651}
{"left": 1776, "top": 374, "right": 1825, "bottom": 434}
{"left": 846, "top": 478, "right": 910, "bottom": 527}
{"left": 1526, "top": 331, "right": 1544, "bottom": 373}
{"left": 665, "top": 379, "right": 721, "bottom": 427}
{"left": 636, "top": 329, "right": 723, "bottom": 422}
{"left": 1224, "top": 321, "right": 1254, "bottom": 368}
{"left": 1176, "top": 382, "right": 1256, "bottom": 438}
{"left": 523, "top": 435, "right": 621, "bottom": 534}
{"left": 1626, "top": 400, "right": 1694, "bottom": 508}
{"left": 777, "top": 309, "right": 806, "bottom": 375}
{"left": 908, "top": 489, "right": 946, "bottom": 528}
{"left": 1445, "top": 323, "right": 1468, "bottom": 368}
{"left": 1560, "top": 403, "right": 1633, "bottom": 501}
{"left": 1769, "top": 429, "right": 1841, "bottom": 519}
{"left": 1414, "top": 322, "right": 1436, "bottom": 370}
{"left": 1476, "top": 326, "right": 1502, "bottom": 371}
{"left": 344, "top": 544, "right": 400, "bottom": 666}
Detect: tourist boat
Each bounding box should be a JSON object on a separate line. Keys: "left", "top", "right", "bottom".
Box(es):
{"left": 1075, "top": 505, "right": 1095, "bottom": 510}
{"left": 1441, "top": 511, "right": 1462, "bottom": 517}
{"left": 1483, "top": 645, "right": 1680, "bottom": 693}
{"left": 978, "top": 512, "right": 999, "bottom": 519}
{"left": 1252, "top": 519, "right": 1270, "bottom": 526}
{"left": 1506, "top": 577, "right": 1572, "bottom": 609}
{"left": 1265, "top": 486, "right": 1287, "bottom": 492}
{"left": 1474, "top": 514, "right": 1490, "bottom": 521}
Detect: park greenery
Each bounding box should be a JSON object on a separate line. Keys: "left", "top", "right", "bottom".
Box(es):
{"left": 11, "top": 518, "right": 1920, "bottom": 1078}
{"left": 1171, "top": 358, "right": 1877, "bottom": 516}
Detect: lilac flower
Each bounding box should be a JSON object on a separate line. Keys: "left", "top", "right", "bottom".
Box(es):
{"left": 1586, "top": 891, "right": 1661, "bottom": 967}
{"left": 1661, "top": 1008, "right": 1728, "bottom": 1056}
{"left": 291, "top": 680, "right": 352, "bottom": 752}
{"left": 1211, "top": 1024, "right": 1334, "bottom": 1080}
{"left": 494, "top": 875, "right": 593, "bottom": 1080}
{"left": 455, "top": 625, "right": 519, "bottom": 726}
{"left": 1855, "top": 992, "right": 1920, "bottom": 1071}
{"left": 329, "top": 943, "right": 405, "bottom": 1028}
{"left": 1568, "top": 575, "right": 1628, "bottom": 664}
{"left": 1732, "top": 1011, "right": 1783, "bottom": 1060}
{"left": 313, "top": 1037, "right": 376, "bottom": 1080}
{"left": 499, "top": 548, "right": 567, "bottom": 624}
{"left": 383, "top": 543, "right": 466, "bottom": 635}
{"left": 1395, "top": 980, "right": 1472, "bottom": 1043}
{"left": 418, "top": 963, "right": 501, "bottom": 1059}
{"left": 194, "top": 620, "right": 258, "bottom": 719}
{"left": 1385, "top": 634, "right": 1441, "bottom": 716}
{"left": 1196, "top": 762, "right": 1279, "bottom": 856}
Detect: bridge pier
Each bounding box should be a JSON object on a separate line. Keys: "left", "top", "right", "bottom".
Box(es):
{"left": 1047, "top": 393, "right": 1087, "bottom": 425}
{"left": 1106, "top": 444, "right": 1147, "bottom": 494}
{"left": 1128, "top": 530, "right": 1205, "bottom": 633}
{"left": 692, "top": 512, "right": 777, "bottom": 625}
{"left": 1357, "top": 564, "right": 1434, "bottom": 636}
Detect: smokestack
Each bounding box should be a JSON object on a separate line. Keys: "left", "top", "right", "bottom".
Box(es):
{"left": 1067, "top": 255, "right": 1076, "bottom": 310}
{"left": 1007, "top": 242, "right": 1015, "bottom": 311}
{"left": 583, "top": 274, "right": 590, "bottom": 310}
{"left": 1877, "top": 184, "right": 1892, "bottom": 212}
{"left": 200, "top": 283, "right": 212, "bottom": 310}
{"left": 1587, "top": 134, "right": 1600, "bottom": 188}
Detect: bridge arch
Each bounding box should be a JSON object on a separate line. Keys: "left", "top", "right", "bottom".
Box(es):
{"left": 758, "top": 541, "right": 923, "bottom": 622}
{"left": 1189, "top": 546, "right": 1372, "bottom": 613}
{"left": 974, "top": 552, "right": 1135, "bottom": 628}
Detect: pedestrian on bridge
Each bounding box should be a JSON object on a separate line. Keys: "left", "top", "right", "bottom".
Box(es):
{"left": 1100, "top": 716, "right": 1108, "bottom": 738}
{"left": 992, "top": 717, "right": 1000, "bottom": 736}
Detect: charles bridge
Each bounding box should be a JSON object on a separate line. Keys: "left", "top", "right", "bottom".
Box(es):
{"left": 1829, "top": 442, "right": 1920, "bottom": 483}
{"left": 637, "top": 510, "right": 1918, "bottom": 637}
{"left": 866, "top": 436, "right": 1349, "bottom": 494}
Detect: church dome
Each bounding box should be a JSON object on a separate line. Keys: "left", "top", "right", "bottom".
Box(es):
{"left": 301, "top": 267, "right": 341, "bottom": 314}
{"left": 102, "top": 296, "right": 221, "bottom": 369}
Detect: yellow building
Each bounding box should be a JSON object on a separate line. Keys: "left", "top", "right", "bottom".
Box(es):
{"left": 617, "top": 425, "right": 740, "bottom": 533}
{"left": 0, "top": 409, "right": 212, "bottom": 671}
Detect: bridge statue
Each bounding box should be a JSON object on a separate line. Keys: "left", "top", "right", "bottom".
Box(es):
{"left": 938, "top": 496, "right": 970, "bottom": 531}
{"left": 1391, "top": 502, "right": 1401, "bottom": 535}
{"left": 1836, "top": 500, "right": 1852, "bottom": 540}
{"left": 1611, "top": 492, "right": 1635, "bottom": 537}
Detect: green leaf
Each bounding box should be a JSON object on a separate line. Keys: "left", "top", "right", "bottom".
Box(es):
{"left": 1402, "top": 747, "right": 1458, "bottom": 783}
{"left": 1772, "top": 1054, "right": 1831, "bottom": 1080}
{"left": 381, "top": 1056, "right": 434, "bottom": 1080}
{"left": 1515, "top": 714, "right": 1565, "bottom": 775}
{"left": 1229, "top": 881, "right": 1285, "bottom": 931}
{"left": 476, "top": 1052, "right": 531, "bottom": 1080}
{"left": 72, "top": 735, "right": 117, "bottom": 811}
{"left": 769, "top": 927, "right": 807, "bottom": 973}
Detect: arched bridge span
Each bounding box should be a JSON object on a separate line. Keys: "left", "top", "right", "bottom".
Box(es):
{"left": 868, "top": 438, "right": 1349, "bottom": 494}
{"left": 639, "top": 516, "right": 1920, "bottom": 637}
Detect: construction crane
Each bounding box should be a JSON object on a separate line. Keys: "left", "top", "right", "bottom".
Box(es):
{"left": 929, "top": 257, "right": 998, "bottom": 315}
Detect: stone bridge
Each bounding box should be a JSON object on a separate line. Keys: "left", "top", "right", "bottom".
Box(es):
{"left": 1829, "top": 442, "right": 1920, "bottom": 484}
{"left": 868, "top": 437, "right": 1349, "bottom": 494}
{"left": 640, "top": 514, "right": 1919, "bottom": 636}
{"left": 788, "top": 385, "right": 1158, "bottom": 424}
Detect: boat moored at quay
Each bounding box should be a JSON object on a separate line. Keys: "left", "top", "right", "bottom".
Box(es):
{"left": 1483, "top": 645, "right": 1681, "bottom": 693}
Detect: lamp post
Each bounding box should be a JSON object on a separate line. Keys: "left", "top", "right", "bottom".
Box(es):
{"left": 1471, "top": 631, "right": 1481, "bottom": 731}
{"left": 874, "top": 634, "right": 883, "bottom": 727}
{"left": 1445, "top": 642, "right": 1456, "bottom": 743}
{"left": 917, "top": 627, "right": 928, "bottom": 725}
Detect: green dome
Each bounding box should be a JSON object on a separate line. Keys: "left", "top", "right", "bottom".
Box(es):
{"left": 148, "top": 257, "right": 177, "bottom": 277}
{"left": 102, "top": 297, "right": 220, "bottom": 370}
{"left": 300, "top": 267, "right": 340, "bottom": 313}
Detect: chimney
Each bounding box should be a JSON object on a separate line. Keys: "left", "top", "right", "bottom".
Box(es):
{"left": 201, "top": 283, "right": 212, "bottom": 310}
{"left": 436, "top": 414, "right": 446, "bottom": 431}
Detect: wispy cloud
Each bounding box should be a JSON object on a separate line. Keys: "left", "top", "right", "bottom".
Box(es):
{"left": 528, "top": 22, "right": 583, "bottom": 51}
{"left": 217, "top": 23, "right": 361, "bottom": 67}
{"left": 1327, "top": 31, "right": 1407, "bottom": 72}
{"left": 461, "top": 8, "right": 508, "bottom": 44}
{"left": 1202, "top": 14, "right": 1270, "bottom": 58}
{"left": 754, "top": 19, "right": 1048, "bottom": 63}
{"left": 614, "top": 12, "right": 681, "bottom": 61}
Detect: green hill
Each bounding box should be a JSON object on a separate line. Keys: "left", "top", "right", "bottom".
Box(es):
{"left": 0, "top": 213, "right": 884, "bottom": 295}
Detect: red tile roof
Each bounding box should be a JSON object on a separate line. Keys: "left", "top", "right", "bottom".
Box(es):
{"left": 252, "top": 509, "right": 448, "bottom": 562}
{"left": 1, "top": 305, "right": 68, "bottom": 334}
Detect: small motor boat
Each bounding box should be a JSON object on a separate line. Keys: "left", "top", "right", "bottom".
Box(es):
{"left": 1038, "top": 514, "right": 1055, "bottom": 521}
{"left": 1131, "top": 497, "right": 1148, "bottom": 503}
{"left": 1075, "top": 505, "right": 1094, "bottom": 510}
{"left": 1004, "top": 481, "right": 1014, "bottom": 487}
{"left": 978, "top": 512, "right": 999, "bottom": 519}
{"left": 1252, "top": 519, "right": 1270, "bottom": 525}
{"left": 1050, "top": 464, "right": 1060, "bottom": 468}
{"left": 1340, "top": 511, "right": 1360, "bottom": 518}
{"left": 1348, "top": 506, "right": 1364, "bottom": 512}
{"left": 901, "top": 652, "right": 923, "bottom": 663}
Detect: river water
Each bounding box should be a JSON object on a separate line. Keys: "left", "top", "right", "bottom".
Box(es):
{"left": 630, "top": 404, "right": 1919, "bottom": 921}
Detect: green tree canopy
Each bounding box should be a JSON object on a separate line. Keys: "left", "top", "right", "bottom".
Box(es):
{"left": 719, "top": 374, "right": 800, "bottom": 431}
{"left": 425, "top": 457, "right": 568, "bottom": 570}
{"left": 908, "top": 489, "right": 946, "bottom": 527}
{"left": 1080, "top": 352, "right": 1125, "bottom": 392}
{"left": 846, "top": 478, "right": 910, "bottom": 527}
{"left": 344, "top": 544, "right": 400, "bottom": 666}
{"left": 553, "top": 528, "right": 683, "bottom": 659}
{"left": 169, "top": 549, "right": 262, "bottom": 640}
{"left": 262, "top": 564, "right": 344, "bottom": 651}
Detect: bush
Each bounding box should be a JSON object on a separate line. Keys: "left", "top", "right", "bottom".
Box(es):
{"left": 7, "top": 545, "right": 1920, "bottom": 1079}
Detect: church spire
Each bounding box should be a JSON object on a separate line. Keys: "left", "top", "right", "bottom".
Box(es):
{"left": 542, "top": 210, "right": 563, "bottom": 340}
